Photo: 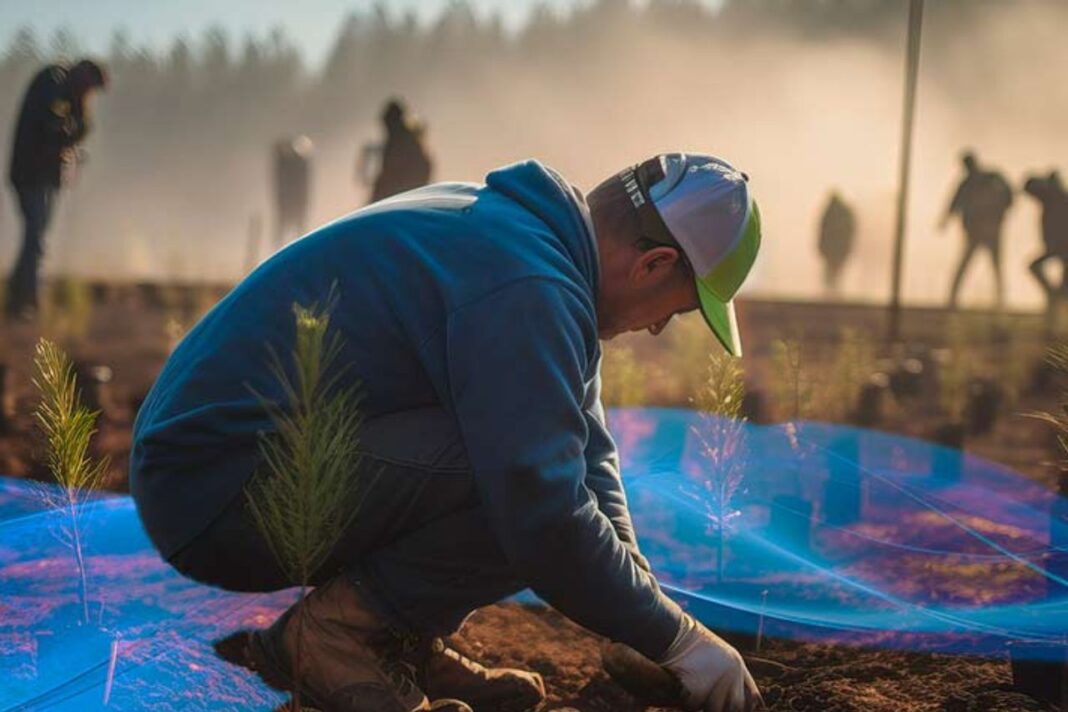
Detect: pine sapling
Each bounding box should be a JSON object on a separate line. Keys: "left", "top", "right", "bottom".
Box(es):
{"left": 691, "top": 351, "right": 747, "bottom": 583}
{"left": 41, "top": 276, "right": 94, "bottom": 344}
{"left": 769, "top": 338, "right": 812, "bottom": 424}
{"left": 939, "top": 316, "right": 972, "bottom": 426}
{"left": 1026, "top": 345, "right": 1068, "bottom": 466}
{"left": 245, "top": 300, "right": 372, "bottom": 711}
{"left": 823, "top": 328, "right": 875, "bottom": 423}
{"left": 32, "top": 338, "right": 110, "bottom": 625}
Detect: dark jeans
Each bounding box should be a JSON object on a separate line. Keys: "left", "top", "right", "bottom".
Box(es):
{"left": 6, "top": 185, "right": 57, "bottom": 317}
{"left": 168, "top": 407, "right": 524, "bottom": 636}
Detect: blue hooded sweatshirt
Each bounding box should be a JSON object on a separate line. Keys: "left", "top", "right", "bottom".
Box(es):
{"left": 130, "top": 160, "right": 684, "bottom": 659}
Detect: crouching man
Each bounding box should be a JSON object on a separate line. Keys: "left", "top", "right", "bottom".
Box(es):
{"left": 130, "top": 153, "right": 764, "bottom": 712}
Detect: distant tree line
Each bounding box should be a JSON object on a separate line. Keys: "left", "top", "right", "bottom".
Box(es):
{"left": 0, "top": 0, "right": 1057, "bottom": 281}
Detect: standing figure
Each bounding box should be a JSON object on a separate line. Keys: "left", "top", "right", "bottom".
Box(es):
{"left": 941, "top": 151, "right": 1014, "bottom": 310}
{"left": 272, "top": 135, "right": 314, "bottom": 249}
{"left": 357, "top": 98, "right": 433, "bottom": 204}
{"left": 1024, "top": 170, "right": 1068, "bottom": 335}
{"left": 817, "top": 190, "right": 856, "bottom": 295}
{"left": 6, "top": 60, "right": 108, "bottom": 320}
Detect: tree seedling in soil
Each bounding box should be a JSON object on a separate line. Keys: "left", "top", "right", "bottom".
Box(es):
{"left": 691, "top": 351, "right": 748, "bottom": 584}
{"left": 769, "top": 338, "right": 825, "bottom": 516}
{"left": 40, "top": 277, "right": 95, "bottom": 346}
{"left": 670, "top": 312, "right": 718, "bottom": 399}
{"left": 822, "top": 327, "right": 876, "bottom": 424}
{"left": 1026, "top": 348, "right": 1068, "bottom": 595}
{"left": 1026, "top": 347, "right": 1068, "bottom": 469}
{"left": 769, "top": 338, "right": 813, "bottom": 425}
{"left": 932, "top": 317, "right": 973, "bottom": 453}
{"left": 1014, "top": 345, "right": 1068, "bottom": 707}
{"left": 31, "top": 338, "right": 110, "bottom": 626}
{"left": 755, "top": 589, "right": 769, "bottom": 654}
{"left": 244, "top": 297, "right": 372, "bottom": 712}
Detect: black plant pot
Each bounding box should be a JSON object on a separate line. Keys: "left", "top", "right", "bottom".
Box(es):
{"left": 34, "top": 621, "right": 115, "bottom": 689}
{"left": 1008, "top": 641, "right": 1068, "bottom": 710}
{"left": 136, "top": 281, "right": 167, "bottom": 309}
{"left": 1052, "top": 481, "right": 1068, "bottom": 600}
{"left": 73, "top": 362, "right": 113, "bottom": 414}
{"left": 852, "top": 373, "right": 889, "bottom": 427}
{"left": 1029, "top": 358, "right": 1060, "bottom": 397}
{"left": 741, "top": 389, "right": 769, "bottom": 425}
{"left": 889, "top": 357, "right": 925, "bottom": 400}
{"left": 89, "top": 282, "right": 110, "bottom": 305}
{"left": 932, "top": 421, "right": 965, "bottom": 449}
{"left": 930, "top": 421, "right": 965, "bottom": 484}
{"left": 825, "top": 482, "right": 862, "bottom": 525}
{"left": 0, "top": 362, "right": 9, "bottom": 434}
{"left": 824, "top": 436, "right": 863, "bottom": 525}
{"left": 965, "top": 377, "right": 1002, "bottom": 437}
{"left": 769, "top": 495, "right": 813, "bottom": 551}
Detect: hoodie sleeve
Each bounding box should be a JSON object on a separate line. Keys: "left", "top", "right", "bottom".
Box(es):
{"left": 445, "top": 277, "right": 683, "bottom": 660}
{"left": 582, "top": 366, "right": 652, "bottom": 573}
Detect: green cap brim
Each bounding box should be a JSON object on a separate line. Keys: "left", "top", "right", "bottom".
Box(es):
{"left": 694, "top": 198, "right": 760, "bottom": 357}
{"left": 697, "top": 281, "right": 741, "bottom": 357}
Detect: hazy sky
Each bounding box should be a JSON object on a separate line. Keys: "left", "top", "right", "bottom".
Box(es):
{"left": 0, "top": 0, "right": 597, "bottom": 68}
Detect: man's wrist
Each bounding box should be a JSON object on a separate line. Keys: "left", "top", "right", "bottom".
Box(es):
{"left": 636, "top": 590, "right": 687, "bottom": 663}
{"left": 657, "top": 610, "right": 695, "bottom": 665}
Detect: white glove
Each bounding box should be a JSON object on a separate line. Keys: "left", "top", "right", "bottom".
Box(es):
{"left": 658, "top": 614, "right": 763, "bottom": 712}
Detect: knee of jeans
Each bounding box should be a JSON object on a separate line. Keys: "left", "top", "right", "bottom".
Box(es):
{"left": 358, "top": 407, "right": 469, "bottom": 471}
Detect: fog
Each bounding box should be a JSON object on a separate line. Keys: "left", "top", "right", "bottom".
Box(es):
{"left": 1, "top": 0, "right": 1065, "bottom": 309}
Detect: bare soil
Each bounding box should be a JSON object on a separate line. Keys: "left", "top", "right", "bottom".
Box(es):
{"left": 456, "top": 604, "right": 1050, "bottom": 711}
{"left": 1, "top": 287, "right": 1064, "bottom": 711}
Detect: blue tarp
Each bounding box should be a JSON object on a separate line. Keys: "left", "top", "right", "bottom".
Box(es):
{"left": 2, "top": 408, "right": 1067, "bottom": 710}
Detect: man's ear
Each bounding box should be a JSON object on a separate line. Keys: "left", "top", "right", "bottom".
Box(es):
{"left": 630, "top": 246, "right": 682, "bottom": 283}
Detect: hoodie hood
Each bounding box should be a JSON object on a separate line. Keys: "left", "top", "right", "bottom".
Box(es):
{"left": 485, "top": 160, "right": 600, "bottom": 299}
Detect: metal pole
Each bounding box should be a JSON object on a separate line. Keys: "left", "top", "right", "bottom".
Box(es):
{"left": 888, "top": 0, "right": 925, "bottom": 343}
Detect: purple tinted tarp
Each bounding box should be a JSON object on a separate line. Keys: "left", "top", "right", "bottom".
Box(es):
{"left": 2, "top": 408, "right": 1067, "bottom": 710}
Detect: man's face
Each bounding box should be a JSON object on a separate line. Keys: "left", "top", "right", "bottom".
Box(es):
{"left": 597, "top": 245, "right": 701, "bottom": 340}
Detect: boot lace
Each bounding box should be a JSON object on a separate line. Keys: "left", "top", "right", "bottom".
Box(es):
{"left": 382, "top": 632, "right": 426, "bottom": 698}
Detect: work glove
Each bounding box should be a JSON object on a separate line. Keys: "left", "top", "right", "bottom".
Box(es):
{"left": 658, "top": 614, "right": 763, "bottom": 712}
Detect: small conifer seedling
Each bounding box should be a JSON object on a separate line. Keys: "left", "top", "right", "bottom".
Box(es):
{"left": 691, "top": 351, "right": 747, "bottom": 583}
{"left": 33, "top": 338, "right": 110, "bottom": 625}
{"left": 245, "top": 299, "right": 372, "bottom": 711}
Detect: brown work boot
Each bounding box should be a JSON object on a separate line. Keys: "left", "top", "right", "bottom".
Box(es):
{"left": 246, "top": 576, "right": 438, "bottom": 712}
{"left": 412, "top": 637, "right": 546, "bottom": 712}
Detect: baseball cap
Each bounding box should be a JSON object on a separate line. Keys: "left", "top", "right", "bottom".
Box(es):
{"left": 618, "top": 153, "right": 761, "bottom": 356}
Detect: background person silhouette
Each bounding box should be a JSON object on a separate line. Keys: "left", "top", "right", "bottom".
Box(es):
{"left": 356, "top": 98, "right": 434, "bottom": 204}
{"left": 1025, "top": 170, "right": 1068, "bottom": 335}
{"left": 941, "top": 151, "right": 1014, "bottom": 310}
{"left": 817, "top": 190, "right": 856, "bottom": 296}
